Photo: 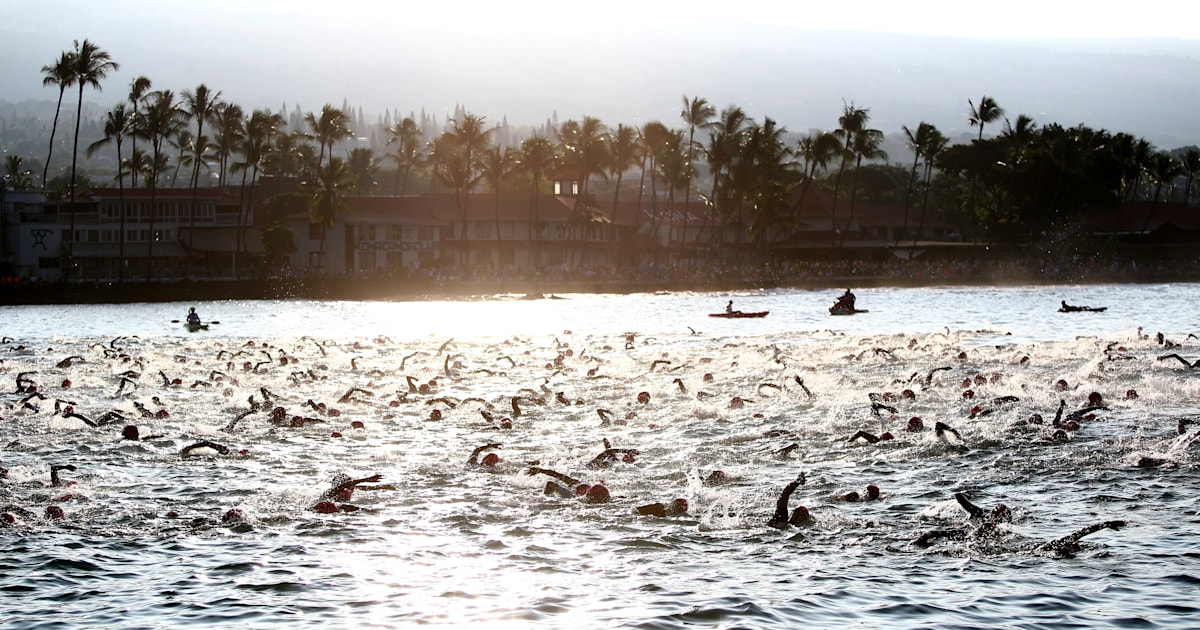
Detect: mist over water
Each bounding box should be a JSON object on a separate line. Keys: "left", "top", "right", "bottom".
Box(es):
{"left": 1, "top": 285, "right": 1198, "bottom": 628}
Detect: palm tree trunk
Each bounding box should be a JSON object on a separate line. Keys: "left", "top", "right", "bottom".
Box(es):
{"left": 43, "top": 87, "right": 67, "bottom": 188}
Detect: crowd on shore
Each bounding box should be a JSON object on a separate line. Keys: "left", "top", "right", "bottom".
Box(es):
{"left": 4, "top": 254, "right": 1199, "bottom": 304}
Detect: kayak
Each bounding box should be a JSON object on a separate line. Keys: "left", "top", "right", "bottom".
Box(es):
{"left": 829, "top": 307, "right": 869, "bottom": 316}
{"left": 185, "top": 322, "right": 209, "bottom": 332}
{"left": 709, "top": 311, "right": 769, "bottom": 318}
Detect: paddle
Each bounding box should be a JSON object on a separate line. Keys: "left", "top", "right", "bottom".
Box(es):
{"left": 172, "top": 319, "right": 219, "bottom": 324}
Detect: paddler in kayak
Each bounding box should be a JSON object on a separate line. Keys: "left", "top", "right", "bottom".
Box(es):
{"left": 186, "top": 307, "right": 202, "bottom": 327}
{"left": 833, "top": 289, "right": 856, "bottom": 312}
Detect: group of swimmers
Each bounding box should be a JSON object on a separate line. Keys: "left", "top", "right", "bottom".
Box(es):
{"left": 3, "top": 320, "right": 1183, "bottom": 557}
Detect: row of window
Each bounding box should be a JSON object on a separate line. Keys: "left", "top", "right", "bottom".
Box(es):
{"left": 100, "top": 201, "right": 215, "bottom": 223}
{"left": 64, "top": 229, "right": 174, "bottom": 243}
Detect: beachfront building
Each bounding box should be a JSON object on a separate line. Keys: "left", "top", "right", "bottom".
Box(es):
{"left": 1, "top": 187, "right": 262, "bottom": 282}
{"left": 0, "top": 188, "right": 57, "bottom": 282}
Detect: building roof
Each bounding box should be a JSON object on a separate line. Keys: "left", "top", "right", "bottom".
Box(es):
{"left": 1088, "top": 203, "right": 1200, "bottom": 234}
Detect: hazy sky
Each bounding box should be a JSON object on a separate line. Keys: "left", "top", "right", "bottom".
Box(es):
{"left": 3, "top": 0, "right": 1199, "bottom": 144}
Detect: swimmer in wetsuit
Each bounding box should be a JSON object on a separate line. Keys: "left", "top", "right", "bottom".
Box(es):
{"left": 467, "top": 443, "right": 502, "bottom": 467}
{"left": 768, "top": 472, "right": 808, "bottom": 529}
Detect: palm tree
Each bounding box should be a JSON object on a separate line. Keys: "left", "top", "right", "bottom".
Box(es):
{"left": 346, "top": 147, "right": 378, "bottom": 195}
{"left": 40, "top": 50, "right": 76, "bottom": 189}
{"left": 702, "top": 106, "right": 749, "bottom": 255}
{"left": 232, "top": 109, "right": 284, "bottom": 259}
{"left": 793, "top": 131, "right": 841, "bottom": 227}
{"left": 916, "top": 129, "right": 948, "bottom": 241}
{"left": 680, "top": 95, "right": 715, "bottom": 214}
{"left": 518, "top": 135, "right": 557, "bottom": 268}
{"left": 479, "top": 145, "right": 517, "bottom": 258}
{"left": 385, "top": 116, "right": 423, "bottom": 195}
{"left": 211, "top": 102, "right": 245, "bottom": 186}
{"left": 304, "top": 104, "right": 352, "bottom": 168}
{"left": 440, "top": 112, "right": 494, "bottom": 263}
{"left": 301, "top": 156, "right": 355, "bottom": 271}
{"left": 605, "top": 123, "right": 641, "bottom": 253}
{"left": 841, "top": 128, "right": 887, "bottom": 246}
{"left": 1180, "top": 148, "right": 1200, "bottom": 206}
{"left": 899, "top": 122, "right": 938, "bottom": 245}
{"left": 127, "top": 76, "right": 152, "bottom": 187}
{"left": 830, "top": 103, "right": 870, "bottom": 247}
{"left": 182, "top": 84, "right": 221, "bottom": 278}
{"left": 86, "top": 104, "right": 132, "bottom": 281}
{"left": 1141, "top": 152, "right": 1183, "bottom": 233}
{"left": 557, "top": 116, "right": 609, "bottom": 265}
{"left": 67, "top": 39, "right": 119, "bottom": 269}
{"left": 135, "top": 90, "right": 185, "bottom": 281}
{"left": 967, "top": 96, "right": 1004, "bottom": 240}
{"left": 4, "top": 156, "right": 35, "bottom": 190}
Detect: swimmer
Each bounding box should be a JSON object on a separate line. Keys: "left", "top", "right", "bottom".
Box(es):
{"left": 847, "top": 430, "right": 893, "bottom": 444}
{"left": 767, "top": 472, "right": 807, "bottom": 529}
{"left": 467, "top": 443, "right": 502, "bottom": 467}
{"left": 1156, "top": 354, "right": 1200, "bottom": 369}
{"left": 954, "top": 492, "right": 1012, "bottom": 522}
{"left": 180, "top": 440, "right": 232, "bottom": 458}
{"left": 526, "top": 466, "right": 609, "bottom": 503}
{"left": 636, "top": 498, "right": 689, "bottom": 517}
{"left": 838, "top": 484, "right": 881, "bottom": 502}
{"left": 1035, "top": 520, "right": 1126, "bottom": 557}
{"left": 586, "top": 440, "right": 639, "bottom": 469}
{"left": 321, "top": 473, "right": 387, "bottom": 501}
{"left": 934, "top": 421, "right": 965, "bottom": 444}
{"left": 121, "top": 425, "right": 164, "bottom": 441}
{"left": 50, "top": 464, "right": 77, "bottom": 487}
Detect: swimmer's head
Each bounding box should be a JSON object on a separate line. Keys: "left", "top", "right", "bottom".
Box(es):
{"left": 637, "top": 391, "right": 651, "bottom": 404}
{"left": 189, "top": 307, "right": 195, "bottom": 313}
{"left": 906, "top": 417, "right": 924, "bottom": 432}
{"left": 481, "top": 453, "right": 500, "bottom": 467}
{"left": 44, "top": 506, "right": 65, "bottom": 520}
{"left": 122, "top": 425, "right": 140, "bottom": 441}
{"left": 704, "top": 470, "right": 728, "bottom": 486}
{"left": 314, "top": 501, "right": 339, "bottom": 514}
{"left": 667, "top": 498, "right": 689, "bottom": 515}
{"left": 879, "top": 432, "right": 894, "bottom": 441}
{"left": 222, "top": 508, "right": 246, "bottom": 522}
{"left": 789, "top": 505, "right": 810, "bottom": 525}
{"left": 583, "top": 484, "right": 610, "bottom": 504}
{"left": 843, "top": 491, "right": 861, "bottom": 502}
{"left": 991, "top": 504, "right": 1011, "bottom": 521}
{"left": 1087, "top": 391, "right": 1103, "bottom": 405}
{"left": 1054, "top": 379, "right": 1069, "bottom": 391}
{"left": 1125, "top": 389, "right": 1139, "bottom": 400}
{"left": 866, "top": 485, "right": 880, "bottom": 500}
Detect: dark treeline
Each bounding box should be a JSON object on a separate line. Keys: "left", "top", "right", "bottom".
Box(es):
{"left": 4, "top": 39, "right": 1200, "bottom": 259}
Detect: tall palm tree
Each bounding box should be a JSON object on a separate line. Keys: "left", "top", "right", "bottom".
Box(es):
{"left": 915, "top": 129, "right": 948, "bottom": 241}
{"left": 385, "top": 116, "right": 423, "bottom": 194}
{"left": 702, "top": 106, "right": 749, "bottom": 255}
{"left": 67, "top": 39, "right": 119, "bottom": 267}
{"left": 680, "top": 95, "right": 715, "bottom": 214}
{"left": 211, "top": 101, "right": 245, "bottom": 186}
{"left": 304, "top": 104, "right": 352, "bottom": 168}
{"left": 900, "top": 122, "right": 938, "bottom": 244}
{"left": 440, "top": 113, "right": 494, "bottom": 263}
{"left": 830, "top": 103, "right": 870, "bottom": 247}
{"left": 793, "top": 131, "right": 841, "bottom": 226}
{"left": 841, "top": 128, "right": 887, "bottom": 246}
{"left": 301, "top": 156, "right": 355, "bottom": 271}
{"left": 232, "top": 109, "right": 284, "bottom": 258}
{"left": 40, "top": 50, "right": 76, "bottom": 189}
{"left": 967, "top": 96, "right": 1004, "bottom": 240}
{"left": 127, "top": 76, "right": 152, "bottom": 187}
{"left": 479, "top": 145, "right": 517, "bottom": 257}
{"left": 637, "top": 121, "right": 672, "bottom": 257}
{"left": 518, "top": 135, "right": 557, "bottom": 268}
{"left": 557, "top": 116, "right": 609, "bottom": 265}
{"left": 605, "top": 123, "right": 641, "bottom": 253}
{"left": 135, "top": 90, "right": 184, "bottom": 281}
{"left": 182, "top": 84, "right": 221, "bottom": 277}
{"left": 86, "top": 104, "right": 132, "bottom": 281}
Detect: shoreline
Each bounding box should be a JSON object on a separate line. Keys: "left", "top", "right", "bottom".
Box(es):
{"left": 4, "top": 270, "right": 1198, "bottom": 305}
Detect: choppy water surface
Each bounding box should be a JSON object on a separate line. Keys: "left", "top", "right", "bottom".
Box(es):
{"left": 1, "top": 285, "right": 1198, "bottom": 628}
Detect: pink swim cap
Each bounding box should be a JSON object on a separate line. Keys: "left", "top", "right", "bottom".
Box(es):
{"left": 481, "top": 453, "right": 500, "bottom": 466}
{"left": 584, "top": 484, "right": 611, "bottom": 503}
{"left": 314, "top": 501, "right": 339, "bottom": 514}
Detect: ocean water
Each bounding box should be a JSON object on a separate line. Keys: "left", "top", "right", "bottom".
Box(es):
{"left": 1, "top": 284, "right": 1198, "bottom": 629}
